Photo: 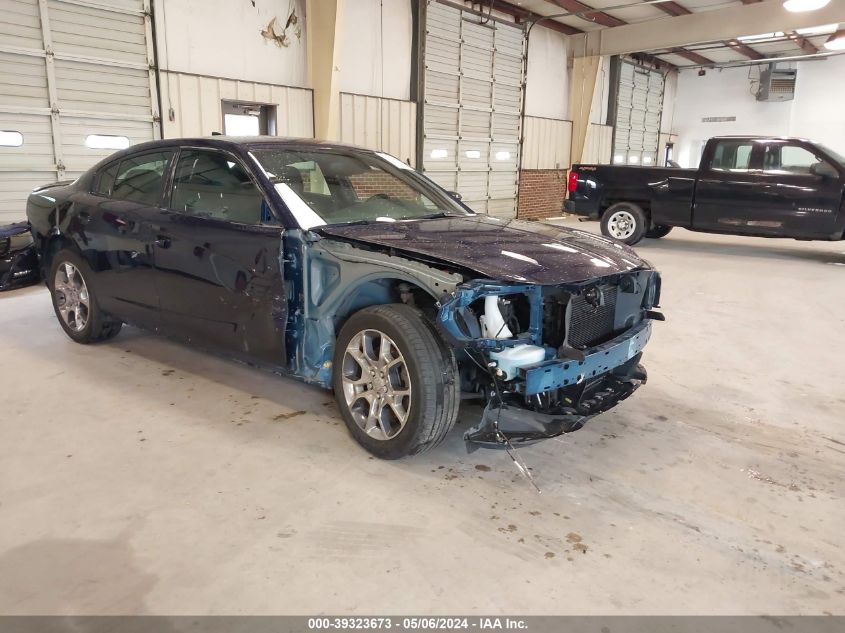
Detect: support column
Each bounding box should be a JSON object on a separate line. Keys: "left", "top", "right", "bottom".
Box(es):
{"left": 568, "top": 55, "right": 601, "bottom": 167}
{"left": 306, "top": 0, "right": 345, "bottom": 140}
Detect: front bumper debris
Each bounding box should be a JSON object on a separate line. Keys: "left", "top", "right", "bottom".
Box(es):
{"left": 464, "top": 356, "right": 648, "bottom": 450}
{"left": 520, "top": 319, "right": 651, "bottom": 395}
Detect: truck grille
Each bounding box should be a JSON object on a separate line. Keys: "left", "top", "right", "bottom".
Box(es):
{"left": 568, "top": 285, "right": 618, "bottom": 348}
{"left": 0, "top": 237, "right": 9, "bottom": 258}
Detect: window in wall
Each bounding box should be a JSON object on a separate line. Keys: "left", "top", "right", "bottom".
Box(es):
{"left": 112, "top": 152, "right": 173, "bottom": 205}
{"left": 86, "top": 134, "right": 130, "bottom": 150}
{"left": 763, "top": 144, "right": 828, "bottom": 175}
{"left": 0, "top": 131, "right": 23, "bottom": 147}
{"left": 171, "top": 150, "right": 265, "bottom": 224}
{"left": 222, "top": 101, "right": 277, "bottom": 136}
{"left": 710, "top": 141, "right": 754, "bottom": 172}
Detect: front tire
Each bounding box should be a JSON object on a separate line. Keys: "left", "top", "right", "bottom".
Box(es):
{"left": 332, "top": 304, "right": 459, "bottom": 459}
{"left": 601, "top": 203, "right": 648, "bottom": 245}
{"left": 48, "top": 249, "right": 122, "bottom": 344}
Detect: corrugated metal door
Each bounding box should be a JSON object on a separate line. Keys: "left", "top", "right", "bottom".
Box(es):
{"left": 0, "top": 0, "right": 158, "bottom": 222}
{"left": 612, "top": 61, "right": 663, "bottom": 167}
{"left": 423, "top": 0, "right": 524, "bottom": 218}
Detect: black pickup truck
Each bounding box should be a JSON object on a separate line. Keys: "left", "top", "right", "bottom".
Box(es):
{"left": 564, "top": 136, "right": 845, "bottom": 245}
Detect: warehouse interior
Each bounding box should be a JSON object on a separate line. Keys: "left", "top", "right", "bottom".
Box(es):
{"left": 1, "top": 0, "right": 844, "bottom": 619}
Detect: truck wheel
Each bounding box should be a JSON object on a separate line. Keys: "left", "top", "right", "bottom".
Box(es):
{"left": 332, "top": 304, "right": 460, "bottom": 459}
{"left": 48, "top": 249, "right": 122, "bottom": 344}
{"left": 645, "top": 224, "right": 673, "bottom": 239}
{"left": 601, "top": 203, "right": 648, "bottom": 245}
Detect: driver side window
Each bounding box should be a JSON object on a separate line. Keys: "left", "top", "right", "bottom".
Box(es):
{"left": 171, "top": 150, "right": 269, "bottom": 224}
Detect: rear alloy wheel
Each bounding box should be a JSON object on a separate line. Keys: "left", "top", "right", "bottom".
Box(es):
{"left": 645, "top": 224, "right": 673, "bottom": 239}
{"left": 601, "top": 202, "right": 648, "bottom": 245}
{"left": 333, "top": 304, "right": 459, "bottom": 459}
{"left": 48, "top": 249, "right": 122, "bottom": 344}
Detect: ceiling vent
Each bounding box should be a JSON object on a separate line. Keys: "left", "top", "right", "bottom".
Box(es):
{"left": 756, "top": 63, "right": 797, "bottom": 102}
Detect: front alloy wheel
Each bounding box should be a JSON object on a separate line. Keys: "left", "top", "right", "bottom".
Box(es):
{"left": 341, "top": 329, "right": 412, "bottom": 441}
{"left": 332, "top": 304, "right": 460, "bottom": 459}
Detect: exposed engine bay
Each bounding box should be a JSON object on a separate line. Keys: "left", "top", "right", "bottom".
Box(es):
{"left": 435, "top": 271, "right": 663, "bottom": 448}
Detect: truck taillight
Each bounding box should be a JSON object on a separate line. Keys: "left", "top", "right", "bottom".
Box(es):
{"left": 567, "top": 170, "right": 579, "bottom": 193}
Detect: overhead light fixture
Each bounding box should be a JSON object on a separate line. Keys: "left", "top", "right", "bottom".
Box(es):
{"left": 783, "top": 0, "right": 830, "bottom": 13}
{"left": 796, "top": 23, "right": 838, "bottom": 35}
{"left": 824, "top": 28, "right": 845, "bottom": 50}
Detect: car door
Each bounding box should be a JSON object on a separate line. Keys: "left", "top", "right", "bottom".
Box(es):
{"left": 691, "top": 138, "right": 765, "bottom": 234}
{"left": 76, "top": 150, "right": 174, "bottom": 328}
{"left": 753, "top": 141, "right": 843, "bottom": 238}
{"left": 151, "top": 147, "right": 287, "bottom": 365}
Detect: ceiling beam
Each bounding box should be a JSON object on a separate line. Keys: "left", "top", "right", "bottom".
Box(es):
{"left": 547, "top": 0, "right": 626, "bottom": 28}
{"left": 653, "top": 1, "right": 692, "bottom": 17}
{"left": 652, "top": 0, "right": 764, "bottom": 60}
{"left": 668, "top": 47, "right": 716, "bottom": 65}
{"left": 787, "top": 30, "right": 820, "bottom": 54}
{"left": 725, "top": 38, "right": 766, "bottom": 59}
{"left": 493, "top": 1, "right": 583, "bottom": 35}
{"left": 570, "top": 0, "right": 845, "bottom": 57}
{"left": 630, "top": 51, "right": 677, "bottom": 70}
{"left": 547, "top": 0, "right": 714, "bottom": 63}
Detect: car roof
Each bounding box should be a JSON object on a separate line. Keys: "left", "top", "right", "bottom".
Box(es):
{"left": 710, "top": 135, "right": 811, "bottom": 143}
{"left": 125, "top": 136, "right": 377, "bottom": 153}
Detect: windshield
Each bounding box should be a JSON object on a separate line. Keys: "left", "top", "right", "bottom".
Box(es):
{"left": 251, "top": 148, "right": 471, "bottom": 229}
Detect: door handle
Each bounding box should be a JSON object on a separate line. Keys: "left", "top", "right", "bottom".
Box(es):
{"left": 154, "top": 237, "right": 171, "bottom": 249}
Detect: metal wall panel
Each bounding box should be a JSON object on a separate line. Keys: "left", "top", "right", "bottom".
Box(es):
{"left": 160, "top": 71, "right": 314, "bottom": 139}
{"left": 613, "top": 60, "right": 664, "bottom": 167}
{"left": 583, "top": 123, "right": 613, "bottom": 165}
{"left": 522, "top": 116, "right": 572, "bottom": 170}
{"left": 423, "top": 0, "right": 525, "bottom": 218}
{"left": 339, "top": 93, "right": 416, "bottom": 167}
{"left": 0, "top": 0, "right": 157, "bottom": 223}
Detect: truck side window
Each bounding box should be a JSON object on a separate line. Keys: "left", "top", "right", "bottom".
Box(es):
{"left": 763, "top": 144, "right": 828, "bottom": 176}
{"left": 710, "top": 141, "right": 753, "bottom": 172}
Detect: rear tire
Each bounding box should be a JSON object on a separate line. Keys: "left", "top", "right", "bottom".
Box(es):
{"left": 601, "top": 202, "right": 648, "bottom": 245}
{"left": 645, "top": 224, "right": 672, "bottom": 239}
{"left": 48, "top": 249, "right": 122, "bottom": 344}
{"left": 332, "top": 304, "right": 459, "bottom": 459}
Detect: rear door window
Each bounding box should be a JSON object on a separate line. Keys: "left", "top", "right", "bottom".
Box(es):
{"left": 112, "top": 152, "right": 174, "bottom": 205}
{"left": 710, "top": 141, "right": 754, "bottom": 172}
{"left": 170, "top": 149, "right": 266, "bottom": 224}
{"left": 95, "top": 162, "right": 119, "bottom": 196}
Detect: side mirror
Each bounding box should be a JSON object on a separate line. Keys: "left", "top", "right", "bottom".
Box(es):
{"left": 446, "top": 190, "right": 462, "bottom": 201}
{"left": 810, "top": 162, "right": 838, "bottom": 179}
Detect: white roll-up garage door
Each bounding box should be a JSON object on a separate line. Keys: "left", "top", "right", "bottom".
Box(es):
{"left": 0, "top": 0, "right": 158, "bottom": 223}
{"left": 423, "top": 0, "right": 525, "bottom": 218}
{"left": 612, "top": 61, "right": 663, "bottom": 168}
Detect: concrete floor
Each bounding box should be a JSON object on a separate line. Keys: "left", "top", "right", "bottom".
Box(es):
{"left": 1, "top": 222, "right": 844, "bottom": 615}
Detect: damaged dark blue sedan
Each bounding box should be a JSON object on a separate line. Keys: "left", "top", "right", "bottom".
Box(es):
{"left": 27, "top": 137, "right": 663, "bottom": 459}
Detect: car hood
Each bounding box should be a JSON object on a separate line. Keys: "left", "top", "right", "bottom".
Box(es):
{"left": 316, "top": 215, "right": 651, "bottom": 284}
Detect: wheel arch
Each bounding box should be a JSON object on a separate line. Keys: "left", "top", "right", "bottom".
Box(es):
{"left": 332, "top": 275, "right": 439, "bottom": 329}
